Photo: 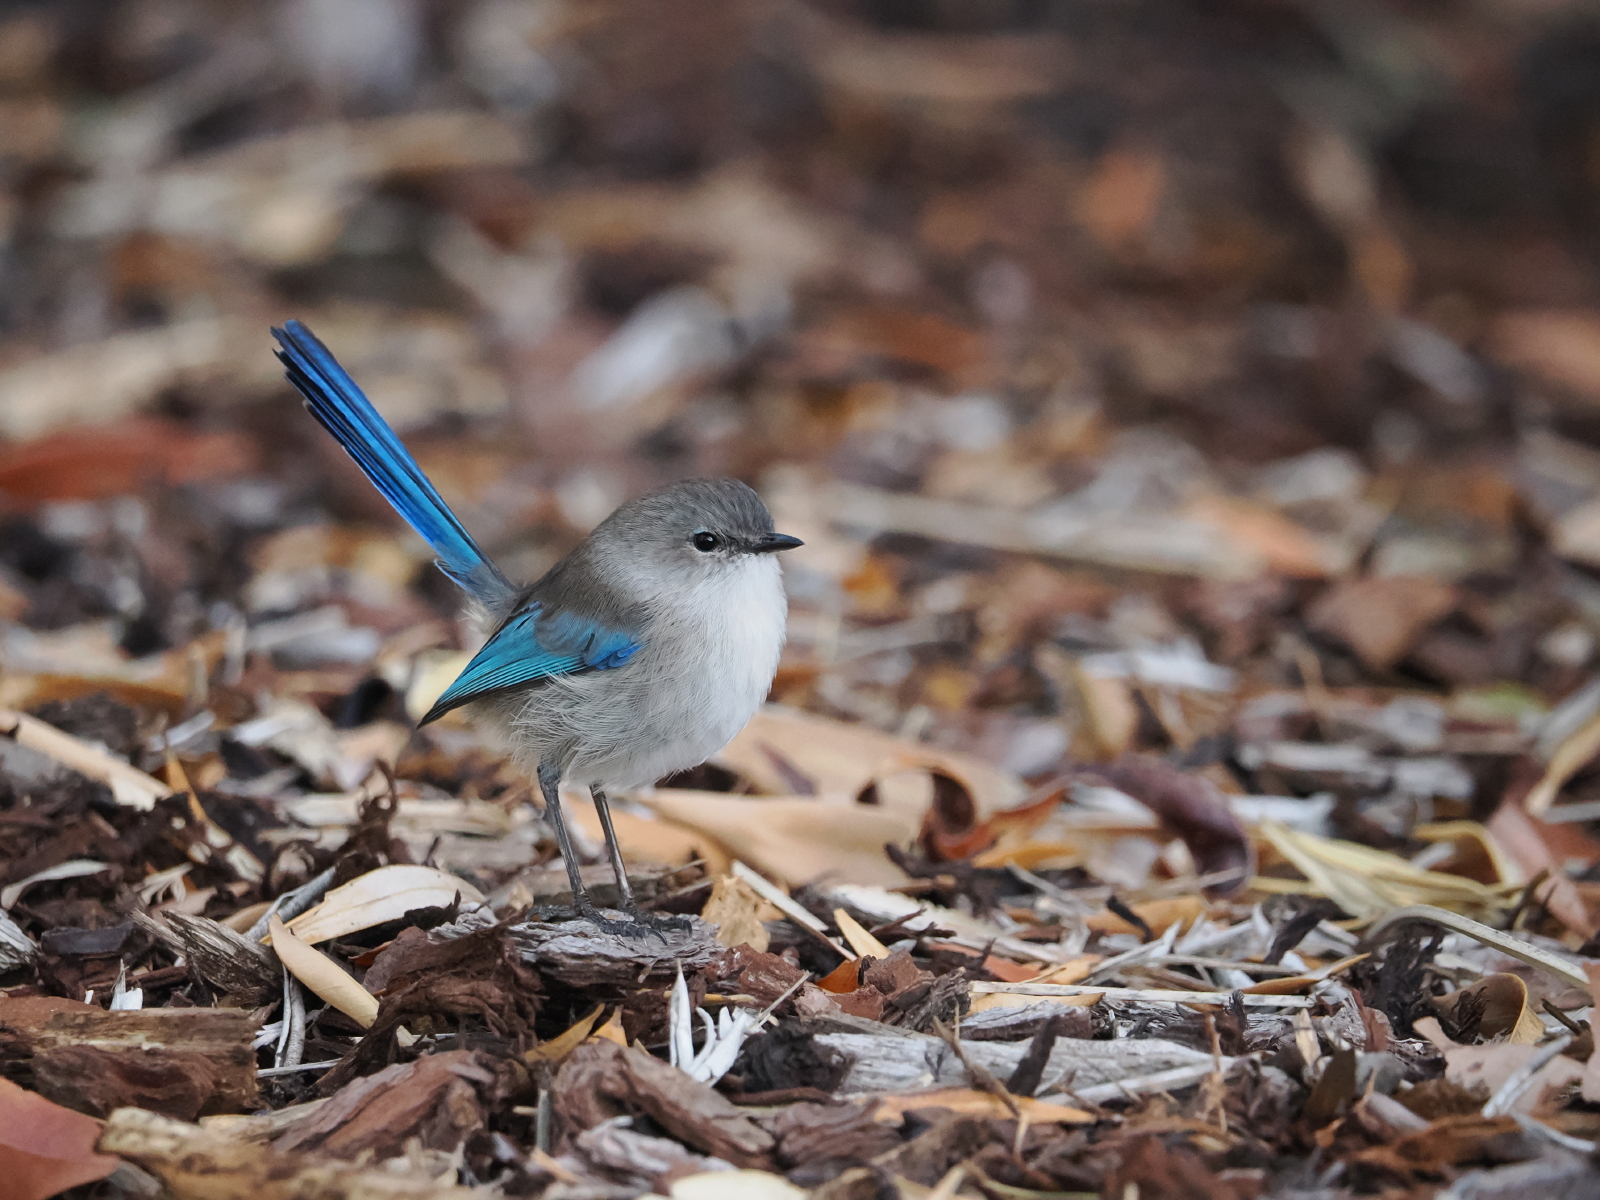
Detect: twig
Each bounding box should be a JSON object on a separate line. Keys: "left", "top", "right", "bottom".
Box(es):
{"left": 276, "top": 967, "right": 306, "bottom": 1070}
{"left": 931, "top": 1017, "right": 1021, "bottom": 1121}
{"left": 1482, "top": 1032, "right": 1573, "bottom": 1117}
{"left": 535, "top": 1087, "right": 553, "bottom": 1155}
{"left": 257, "top": 1059, "right": 340, "bottom": 1078}
{"left": 1156, "top": 956, "right": 1302, "bottom": 976}
{"left": 247, "top": 865, "right": 339, "bottom": 944}
{"left": 1512, "top": 1112, "right": 1598, "bottom": 1154}
{"left": 971, "top": 981, "right": 1313, "bottom": 1007}
{"left": 1543, "top": 999, "right": 1586, "bottom": 1038}
{"left": 1074, "top": 1061, "right": 1233, "bottom": 1105}
{"left": 927, "top": 1163, "right": 968, "bottom": 1200}
{"left": 0, "top": 708, "right": 171, "bottom": 809}
{"left": 731, "top": 860, "right": 853, "bottom": 960}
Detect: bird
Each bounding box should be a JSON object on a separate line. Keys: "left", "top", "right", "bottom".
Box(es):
{"left": 271, "top": 319, "right": 802, "bottom": 927}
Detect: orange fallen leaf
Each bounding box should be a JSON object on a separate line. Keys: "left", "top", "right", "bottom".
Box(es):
{"left": 1187, "top": 494, "right": 1339, "bottom": 579}
{"left": 871, "top": 1088, "right": 1092, "bottom": 1125}
{"left": 1075, "top": 148, "right": 1166, "bottom": 249}
{"left": 0, "top": 417, "right": 258, "bottom": 504}
{"left": 817, "top": 959, "right": 861, "bottom": 995}
{"left": 926, "top": 943, "right": 1043, "bottom": 983}
{"left": 529, "top": 1005, "right": 604, "bottom": 1065}
{"left": 592, "top": 1009, "right": 628, "bottom": 1047}
{"left": 973, "top": 841, "right": 1085, "bottom": 870}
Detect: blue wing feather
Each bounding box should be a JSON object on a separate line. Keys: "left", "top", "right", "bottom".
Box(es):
{"left": 419, "top": 603, "right": 642, "bottom": 724}
{"left": 272, "top": 320, "right": 516, "bottom": 607}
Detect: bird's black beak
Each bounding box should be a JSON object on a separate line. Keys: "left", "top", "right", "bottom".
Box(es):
{"left": 751, "top": 532, "right": 804, "bottom": 554}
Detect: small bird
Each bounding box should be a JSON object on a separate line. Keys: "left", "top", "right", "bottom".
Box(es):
{"left": 272, "top": 320, "right": 802, "bottom": 925}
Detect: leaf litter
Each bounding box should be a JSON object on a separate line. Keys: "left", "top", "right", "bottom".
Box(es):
{"left": 11, "top": 2, "right": 1600, "bottom": 1198}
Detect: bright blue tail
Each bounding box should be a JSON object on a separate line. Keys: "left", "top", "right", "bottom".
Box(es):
{"left": 273, "top": 320, "right": 515, "bottom": 607}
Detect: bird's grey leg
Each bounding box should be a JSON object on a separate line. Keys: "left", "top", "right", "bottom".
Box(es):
{"left": 589, "top": 786, "right": 638, "bottom": 916}
{"left": 536, "top": 763, "right": 600, "bottom": 920}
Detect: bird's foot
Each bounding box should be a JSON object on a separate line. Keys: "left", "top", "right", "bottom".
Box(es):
{"left": 572, "top": 902, "right": 692, "bottom": 939}
{"left": 629, "top": 908, "right": 694, "bottom": 933}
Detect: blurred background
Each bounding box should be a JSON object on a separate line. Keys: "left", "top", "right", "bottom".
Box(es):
{"left": 8, "top": 0, "right": 1600, "bottom": 791}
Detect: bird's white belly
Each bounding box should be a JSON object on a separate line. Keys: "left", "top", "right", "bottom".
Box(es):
{"left": 515, "top": 555, "right": 787, "bottom": 790}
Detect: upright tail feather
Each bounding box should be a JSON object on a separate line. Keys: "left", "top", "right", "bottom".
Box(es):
{"left": 273, "top": 320, "right": 515, "bottom": 607}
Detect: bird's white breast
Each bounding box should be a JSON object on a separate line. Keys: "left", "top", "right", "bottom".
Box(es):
{"left": 541, "top": 552, "right": 788, "bottom": 790}
{"left": 669, "top": 553, "right": 788, "bottom": 746}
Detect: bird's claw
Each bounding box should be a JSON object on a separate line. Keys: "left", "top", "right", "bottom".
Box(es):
{"left": 572, "top": 903, "right": 692, "bottom": 939}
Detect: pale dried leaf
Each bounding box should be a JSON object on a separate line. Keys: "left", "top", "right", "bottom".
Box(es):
{"left": 268, "top": 914, "right": 378, "bottom": 1029}
{"left": 277, "top": 865, "right": 486, "bottom": 946}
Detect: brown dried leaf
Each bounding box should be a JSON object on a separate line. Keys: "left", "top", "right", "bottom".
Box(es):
{"left": 0, "top": 1078, "right": 120, "bottom": 1200}
{"left": 1305, "top": 576, "right": 1457, "bottom": 672}
{"left": 1096, "top": 755, "right": 1255, "bottom": 893}
{"left": 701, "top": 875, "right": 771, "bottom": 952}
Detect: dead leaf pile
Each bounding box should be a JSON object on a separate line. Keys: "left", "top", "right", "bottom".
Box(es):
{"left": 11, "top": 1, "right": 1600, "bottom": 1198}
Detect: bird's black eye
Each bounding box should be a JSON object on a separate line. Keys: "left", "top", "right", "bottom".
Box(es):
{"left": 692, "top": 532, "right": 721, "bottom": 552}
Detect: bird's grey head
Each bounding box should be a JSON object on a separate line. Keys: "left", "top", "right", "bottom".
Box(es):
{"left": 589, "top": 479, "right": 802, "bottom": 588}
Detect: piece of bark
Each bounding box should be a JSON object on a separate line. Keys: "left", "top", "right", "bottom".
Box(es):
{"left": 861, "top": 950, "right": 927, "bottom": 996}
{"left": 274, "top": 1051, "right": 505, "bottom": 1160}
{"left": 550, "top": 1036, "right": 635, "bottom": 1133}
{"left": 619, "top": 1044, "right": 777, "bottom": 1168}
{"left": 0, "top": 1003, "right": 259, "bottom": 1119}
{"left": 738, "top": 1023, "right": 854, "bottom": 1095}
{"left": 573, "top": 1120, "right": 728, "bottom": 1191}
{"left": 832, "top": 988, "right": 886, "bottom": 1021}
{"left": 883, "top": 969, "right": 970, "bottom": 1032}
{"left": 317, "top": 923, "right": 542, "bottom": 1095}
{"left": 705, "top": 945, "right": 808, "bottom": 1007}
{"left": 131, "top": 911, "right": 278, "bottom": 1004}
{"left": 815, "top": 1028, "right": 1213, "bottom": 1096}
{"left": 40, "top": 921, "right": 138, "bottom": 958}
{"left": 197, "top": 1099, "right": 328, "bottom": 1144}
{"left": 361, "top": 923, "right": 542, "bottom": 1038}
{"left": 1007, "top": 1014, "right": 1067, "bottom": 1097}
{"left": 960, "top": 1002, "right": 1095, "bottom": 1042}
{"left": 508, "top": 915, "right": 721, "bottom": 989}
{"left": 766, "top": 1101, "right": 902, "bottom": 1169}
{"left": 552, "top": 1041, "right": 775, "bottom": 1168}
{"left": 873, "top": 1112, "right": 995, "bottom": 1187}
{"left": 98, "top": 1107, "right": 490, "bottom": 1200}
